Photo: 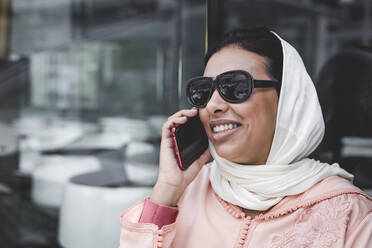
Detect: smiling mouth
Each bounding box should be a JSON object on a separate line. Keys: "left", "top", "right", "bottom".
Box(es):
{"left": 211, "top": 122, "right": 242, "bottom": 133}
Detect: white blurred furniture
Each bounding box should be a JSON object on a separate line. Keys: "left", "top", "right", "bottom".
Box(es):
{"left": 100, "top": 117, "right": 155, "bottom": 141}
{"left": 15, "top": 117, "right": 85, "bottom": 152}
{"left": 341, "top": 137, "right": 372, "bottom": 158}
{"left": 147, "top": 115, "right": 167, "bottom": 136}
{"left": 15, "top": 116, "right": 88, "bottom": 175}
{"left": 124, "top": 141, "right": 159, "bottom": 185}
{"left": 31, "top": 130, "right": 132, "bottom": 209}
{"left": 58, "top": 171, "right": 152, "bottom": 248}
{"left": 0, "top": 121, "right": 17, "bottom": 156}
{"left": 66, "top": 132, "right": 131, "bottom": 150}
{"left": 31, "top": 155, "right": 101, "bottom": 208}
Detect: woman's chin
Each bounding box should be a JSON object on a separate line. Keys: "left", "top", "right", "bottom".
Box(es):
{"left": 214, "top": 144, "right": 239, "bottom": 161}
{"left": 213, "top": 144, "right": 261, "bottom": 165}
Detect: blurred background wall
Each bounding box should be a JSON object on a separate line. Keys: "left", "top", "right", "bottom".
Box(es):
{"left": 0, "top": 0, "right": 371, "bottom": 247}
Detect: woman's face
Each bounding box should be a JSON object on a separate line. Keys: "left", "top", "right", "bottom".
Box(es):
{"left": 199, "top": 45, "right": 279, "bottom": 165}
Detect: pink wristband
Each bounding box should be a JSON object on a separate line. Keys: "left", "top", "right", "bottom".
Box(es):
{"left": 139, "top": 198, "right": 179, "bottom": 228}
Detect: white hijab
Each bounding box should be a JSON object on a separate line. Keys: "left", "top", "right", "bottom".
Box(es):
{"left": 209, "top": 32, "right": 353, "bottom": 211}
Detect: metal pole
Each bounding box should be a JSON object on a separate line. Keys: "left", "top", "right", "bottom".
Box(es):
{"left": 168, "top": 0, "right": 183, "bottom": 114}
{"left": 314, "top": 14, "right": 328, "bottom": 77}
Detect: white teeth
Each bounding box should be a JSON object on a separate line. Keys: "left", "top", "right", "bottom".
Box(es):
{"left": 212, "top": 123, "right": 238, "bottom": 133}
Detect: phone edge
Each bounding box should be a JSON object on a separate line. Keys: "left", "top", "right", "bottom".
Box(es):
{"left": 171, "top": 126, "right": 185, "bottom": 170}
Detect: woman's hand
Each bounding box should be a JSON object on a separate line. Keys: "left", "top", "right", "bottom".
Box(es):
{"left": 150, "top": 108, "right": 211, "bottom": 206}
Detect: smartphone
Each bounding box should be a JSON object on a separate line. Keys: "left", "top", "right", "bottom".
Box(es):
{"left": 171, "top": 115, "right": 208, "bottom": 170}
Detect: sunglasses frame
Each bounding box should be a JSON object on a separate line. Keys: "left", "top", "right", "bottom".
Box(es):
{"left": 186, "top": 70, "right": 279, "bottom": 108}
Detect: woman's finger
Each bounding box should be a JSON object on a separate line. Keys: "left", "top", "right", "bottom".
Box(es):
{"left": 168, "top": 108, "right": 198, "bottom": 120}
{"left": 184, "top": 149, "right": 211, "bottom": 179}
{"left": 162, "top": 116, "right": 188, "bottom": 133}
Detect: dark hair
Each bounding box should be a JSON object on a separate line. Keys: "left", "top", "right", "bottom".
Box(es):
{"left": 204, "top": 27, "right": 283, "bottom": 90}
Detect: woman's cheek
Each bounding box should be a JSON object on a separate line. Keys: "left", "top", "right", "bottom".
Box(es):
{"left": 199, "top": 110, "right": 210, "bottom": 135}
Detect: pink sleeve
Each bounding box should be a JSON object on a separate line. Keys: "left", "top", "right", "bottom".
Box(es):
{"left": 139, "top": 198, "right": 179, "bottom": 228}
{"left": 120, "top": 199, "right": 177, "bottom": 248}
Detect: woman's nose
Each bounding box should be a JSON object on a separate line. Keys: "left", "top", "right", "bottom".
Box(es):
{"left": 205, "top": 89, "right": 229, "bottom": 114}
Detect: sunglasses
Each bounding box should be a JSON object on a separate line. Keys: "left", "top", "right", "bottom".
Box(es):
{"left": 186, "top": 70, "right": 279, "bottom": 108}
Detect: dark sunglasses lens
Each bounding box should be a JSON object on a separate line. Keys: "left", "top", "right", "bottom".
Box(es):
{"left": 218, "top": 72, "right": 252, "bottom": 102}
{"left": 187, "top": 79, "right": 213, "bottom": 107}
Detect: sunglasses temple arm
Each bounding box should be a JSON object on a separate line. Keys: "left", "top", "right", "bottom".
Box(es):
{"left": 254, "top": 80, "right": 280, "bottom": 89}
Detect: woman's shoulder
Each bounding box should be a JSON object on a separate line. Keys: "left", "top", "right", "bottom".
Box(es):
{"left": 267, "top": 176, "right": 372, "bottom": 222}
{"left": 302, "top": 175, "right": 372, "bottom": 206}
{"left": 311, "top": 176, "right": 372, "bottom": 222}
{"left": 293, "top": 177, "right": 372, "bottom": 241}
{"left": 264, "top": 178, "right": 372, "bottom": 248}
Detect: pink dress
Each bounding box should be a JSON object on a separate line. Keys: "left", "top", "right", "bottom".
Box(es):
{"left": 119, "top": 164, "right": 372, "bottom": 248}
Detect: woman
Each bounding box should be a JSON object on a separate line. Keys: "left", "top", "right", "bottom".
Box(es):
{"left": 119, "top": 28, "right": 372, "bottom": 248}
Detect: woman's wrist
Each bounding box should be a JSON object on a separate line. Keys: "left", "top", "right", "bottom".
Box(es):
{"left": 150, "top": 182, "right": 183, "bottom": 207}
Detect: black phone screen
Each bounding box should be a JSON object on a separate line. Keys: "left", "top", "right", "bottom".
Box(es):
{"left": 173, "top": 115, "right": 208, "bottom": 170}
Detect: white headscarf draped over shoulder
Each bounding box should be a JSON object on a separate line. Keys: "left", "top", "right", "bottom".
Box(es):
{"left": 209, "top": 32, "right": 353, "bottom": 211}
